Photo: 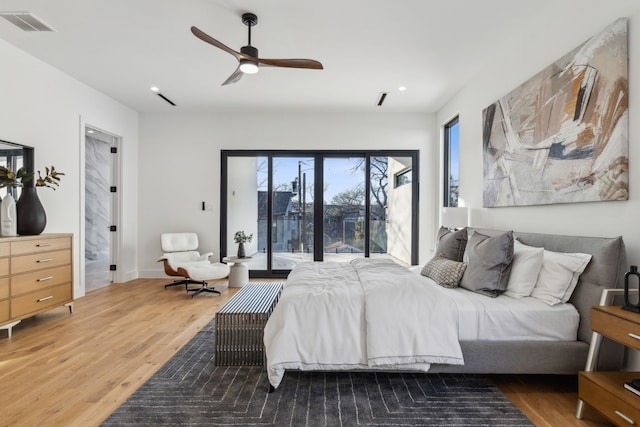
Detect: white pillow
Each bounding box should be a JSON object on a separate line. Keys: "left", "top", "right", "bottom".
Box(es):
{"left": 504, "top": 240, "right": 544, "bottom": 298}
{"left": 530, "top": 249, "right": 592, "bottom": 306}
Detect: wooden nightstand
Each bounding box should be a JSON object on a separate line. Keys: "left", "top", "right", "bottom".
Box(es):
{"left": 578, "top": 305, "right": 640, "bottom": 426}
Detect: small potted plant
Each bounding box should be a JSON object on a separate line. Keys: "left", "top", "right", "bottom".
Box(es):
{"left": 234, "top": 230, "right": 253, "bottom": 258}
{"left": 0, "top": 165, "right": 64, "bottom": 189}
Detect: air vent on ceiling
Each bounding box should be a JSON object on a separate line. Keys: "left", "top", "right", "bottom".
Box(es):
{"left": 0, "top": 12, "right": 55, "bottom": 32}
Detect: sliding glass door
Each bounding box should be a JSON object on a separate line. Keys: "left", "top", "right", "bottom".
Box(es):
{"left": 222, "top": 150, "right": 418, "bottom": 277}
{"left": 271, "top": 156, "right": 315, "bottom": 270}
{"left": 323, "top": 156, "right": 365, "bottom": 261}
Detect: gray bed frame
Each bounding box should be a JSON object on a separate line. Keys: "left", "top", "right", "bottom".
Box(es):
{"left": 429, "top": 228, "right": 627, "bottom": 374}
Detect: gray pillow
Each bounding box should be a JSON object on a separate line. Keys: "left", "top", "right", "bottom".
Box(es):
{"left": 460, "top": 230, "right": 514, "bottom": 297}
{"left": 435, "top": 226, "right": 468, "bottom": 262}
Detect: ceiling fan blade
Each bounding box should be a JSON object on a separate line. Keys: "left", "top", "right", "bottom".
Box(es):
{"left": 256, "top": 58, "right": 323, "bottom": 70}
{"left": 221, "top": 66, "right": 244, "bottom": 86}
{"left": 191, "top": 26, "right": 243, "bottom": 61}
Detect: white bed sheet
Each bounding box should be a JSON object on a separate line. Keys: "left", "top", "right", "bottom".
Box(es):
{"left": 409, "top": 268, "right": 579, "bottom": 341}
{"left": 264, "top": 259, "right": 464, "bottom": 388}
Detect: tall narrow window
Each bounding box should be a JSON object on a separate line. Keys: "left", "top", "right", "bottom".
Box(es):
{"left": 444, "top": 117, "right": 459, "bottom": 207}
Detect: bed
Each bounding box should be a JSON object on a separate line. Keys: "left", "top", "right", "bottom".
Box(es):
{"left": 263, "top": 228, "right": 627, "bottom": 390}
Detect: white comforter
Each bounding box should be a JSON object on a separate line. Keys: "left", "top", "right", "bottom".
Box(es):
{"left": 263, "top": 258, "right": 464, "bottom": 389}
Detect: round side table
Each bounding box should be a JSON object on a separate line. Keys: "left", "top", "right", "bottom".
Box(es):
{"left": 223, "top": 256, "right": 253, "bottom": 288}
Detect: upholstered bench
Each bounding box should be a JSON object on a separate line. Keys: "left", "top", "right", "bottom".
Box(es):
{"left": 215, "top": 282, "right": 284, "bottom": 366}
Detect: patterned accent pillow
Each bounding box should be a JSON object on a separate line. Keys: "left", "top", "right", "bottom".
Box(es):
{"left": 421, "top": 253, "right": 467, "bottom": 288}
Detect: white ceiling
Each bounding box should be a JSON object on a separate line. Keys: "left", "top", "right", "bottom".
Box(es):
{"left": 0, "top": 0, "right": 555, "bottom": 113}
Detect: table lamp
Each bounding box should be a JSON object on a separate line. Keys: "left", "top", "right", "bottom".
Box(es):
{"left": 441, "top": 207, "right": 468, "bottom": 230}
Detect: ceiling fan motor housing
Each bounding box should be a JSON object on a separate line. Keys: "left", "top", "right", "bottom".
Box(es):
{"left": 241, "top": 45, "right": 258, "bottom": 58}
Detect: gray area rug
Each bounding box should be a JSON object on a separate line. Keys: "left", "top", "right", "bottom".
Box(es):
{"left": 103, "top": 319, "right": 533, "bottom": 426}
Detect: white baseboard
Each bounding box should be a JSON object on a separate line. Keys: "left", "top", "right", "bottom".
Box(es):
{"left": 137, "top": 269, "right": 170, "bottom": 279}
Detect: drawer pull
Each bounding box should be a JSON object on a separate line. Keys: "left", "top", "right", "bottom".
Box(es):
{"left": 37, "top": 276, "right": 53, "bottom": 282}
{"left": 615, "top": 410, "right": 636, "bottom": 425}
{"left": 629, "top": 333, "right": 640, "bottom": 341}
{"left": 37, "top": 258, "right": 53, "bottom": 263}
{"left": 37, "top": 296, "right": 53, "bottom": 302}
{"left": 36, "top": 243, "right": 52, "bottom": 247}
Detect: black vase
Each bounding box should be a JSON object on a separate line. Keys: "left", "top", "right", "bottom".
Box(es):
{"left": 623, "top": 265, "right": 640, "bottom": 313}
{"left": 17, "top": 186, "right": 47, "bottom": 235}
{"left": 237, "top": 242, "right": 246, "bottom": 258}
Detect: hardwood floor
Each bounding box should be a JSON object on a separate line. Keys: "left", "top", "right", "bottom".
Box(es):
{"left": 494, "top": 375, "right": 611, "bottom": 426}
{"left": 0, "top": 278, "right": 613, "bottom": 426}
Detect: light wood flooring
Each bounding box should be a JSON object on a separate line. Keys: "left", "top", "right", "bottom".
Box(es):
{"left": 0, "top": 278, "right": 613, "bottom": 426}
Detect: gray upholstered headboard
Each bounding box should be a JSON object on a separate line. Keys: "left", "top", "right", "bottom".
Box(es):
{"left": 468, "top": 228, "right": 627, "bottom": 343}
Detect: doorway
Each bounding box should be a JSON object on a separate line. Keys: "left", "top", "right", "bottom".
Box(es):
{"left": 84, "top": 126, "right": 119, "bottom": 291}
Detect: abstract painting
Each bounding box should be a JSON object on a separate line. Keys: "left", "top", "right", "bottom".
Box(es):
{"left": 482, "top": 18, "right": 628, "bottom": 207}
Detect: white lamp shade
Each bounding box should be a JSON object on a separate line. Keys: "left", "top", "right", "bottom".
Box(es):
{"left": 441, "top": 207, "right": 468, "bottom": 229}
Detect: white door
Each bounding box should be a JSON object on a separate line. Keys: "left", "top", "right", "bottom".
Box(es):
{"left": 84, "top": 126, "right": 119, "bottom": 291}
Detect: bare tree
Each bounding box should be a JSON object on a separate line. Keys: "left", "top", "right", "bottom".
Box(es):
{"left": 449, "top": 175, "right": 459, "bottom": 207}
{"left": 351, "top": 157, "right": 388, "bottom": 217}
{"left": 330, "top": 186, "right": 365, "bottom": 212}
{"left": 256, "top": 157, "right": 295, "bottom": 192}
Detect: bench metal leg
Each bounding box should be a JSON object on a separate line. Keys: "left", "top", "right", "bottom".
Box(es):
{"left": 215, "top": 282, "right": 284, "bottom": 366}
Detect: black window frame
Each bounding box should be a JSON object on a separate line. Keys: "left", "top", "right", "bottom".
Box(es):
{"left": 443, "top": 117, "right": 459, "bottom": 207}
{"left": 394, "top": 167, "right": 412, "bottom": 188}
{"left": 221, "top": 149, "right": 420, "bottom": 277}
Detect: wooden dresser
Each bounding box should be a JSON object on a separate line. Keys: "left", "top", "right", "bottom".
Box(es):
{"left": 579, "top": 305, "right": 640, "bottom": 426}
{"left": 0, "top": 234, "right": 73, "bottom": 337}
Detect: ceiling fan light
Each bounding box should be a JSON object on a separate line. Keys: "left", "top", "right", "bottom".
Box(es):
{"left": 239, "top": 59, "right": 259, "bottom": 74}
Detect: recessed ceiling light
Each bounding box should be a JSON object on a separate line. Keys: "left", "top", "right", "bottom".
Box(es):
{"left": 87, "top": 129, "right": 94, "bottom": 134}
{"left": 398, "top": 86, "right": 407, "bottom": 91}
{"left": 150, "top": 86, "right": 159, "bottom": 92}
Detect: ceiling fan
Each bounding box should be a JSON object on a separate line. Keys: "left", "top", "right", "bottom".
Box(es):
{"left": 191, "top": 12, "right": 323, "bottom": 86}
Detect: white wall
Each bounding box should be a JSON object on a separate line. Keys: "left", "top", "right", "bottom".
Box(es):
{"left": 0, "top": 39, "right": 139, "bottom": 297}
{"left": 436, "top": 1, "right": 640, "bottom": 368}
{"left": 226, "top": 157, "right": 258, "bottom": 256}
{"left": 387, "top": 157, "right": 413, "bottom": 263}
{"left": 138, "top": 112, "right": 437, "bottom": 276}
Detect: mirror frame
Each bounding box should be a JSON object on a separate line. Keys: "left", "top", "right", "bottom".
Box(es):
{"left": 0, "top": 139, "right": 35, "bottom": 188}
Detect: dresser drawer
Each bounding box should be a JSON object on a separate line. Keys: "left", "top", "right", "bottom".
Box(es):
{"left": 592, "top": 307, "right": 640, "bottom": 351}
{"left": 11, "top": 266, "right": 72, "bottom": 296}
{"left": 0, "top": 277, "right": 8, "bottom": 300}
{"left": 11, "top": 283, "right": 72, "bottom": 318}
{"left": 11, "top": 250, "right": 71, "bottom": 275}
{"left": 0, "top": 300, "right": 8, "bottom": 322}
{"left": 0, "top": 242, "right": 9, "bottom": 257}
{"left": 11, "top": 237, "right": 71, "bottom": 256}
{"left": 580, "top": 372, "right": 640, "bottom": 426}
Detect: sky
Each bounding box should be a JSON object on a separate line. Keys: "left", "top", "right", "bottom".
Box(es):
{"left": 450, "top": 120, "right": 459, "bottom": 180}
{"left": 259, "top": 156, "right": 363, "bottom": 202}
